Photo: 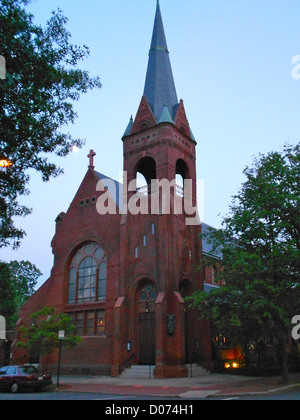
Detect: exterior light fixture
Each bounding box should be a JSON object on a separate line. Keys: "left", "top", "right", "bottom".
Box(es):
{"left": 0, "top": 159, "right": 12, "bottom": 168}
{"left": 127, "top": 341, "right": 131, "bottom": 352}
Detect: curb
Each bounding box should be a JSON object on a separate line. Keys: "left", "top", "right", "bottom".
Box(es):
{"left": 211, "top": 383, "right": 300, "bottom": 399}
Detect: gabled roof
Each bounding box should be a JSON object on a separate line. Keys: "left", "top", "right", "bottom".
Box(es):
{"left": 95, "top": 171, "right": 123, "bottom": 209}
{"left": 143, "top": 1, "right": 179, "bottom": 121}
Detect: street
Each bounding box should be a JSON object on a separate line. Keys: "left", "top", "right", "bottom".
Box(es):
{"left": 0, "top": 388, "right": 299, "bottom": 400}
{"left": 0, "top": 390, "right": 179, "bottom": 401}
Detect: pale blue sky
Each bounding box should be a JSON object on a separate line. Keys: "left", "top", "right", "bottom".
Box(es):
{"left": 2, "top": 0, "right": 300, "bottom": 288}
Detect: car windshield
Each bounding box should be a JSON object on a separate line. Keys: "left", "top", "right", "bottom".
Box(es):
{"left": 20, "top": 366, "right": 39, "bottom": 374}
{"left": 0, "top": 367, "right": 8, "bottom": 375}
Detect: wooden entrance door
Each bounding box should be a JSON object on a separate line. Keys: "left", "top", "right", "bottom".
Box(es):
{"left": 138, "top": 312, "right": 156, "bottom": 365}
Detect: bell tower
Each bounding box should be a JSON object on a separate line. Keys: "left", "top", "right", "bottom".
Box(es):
{"left": 114, "top": 1, "right": 205, "bottom": 379}
{"left": 123, "top": 0, "right": 198, "bottom": 213}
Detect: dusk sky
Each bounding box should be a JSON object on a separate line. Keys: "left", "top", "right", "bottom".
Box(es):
{"left": 2, "top": 0, "right": 300, "bottom": 288}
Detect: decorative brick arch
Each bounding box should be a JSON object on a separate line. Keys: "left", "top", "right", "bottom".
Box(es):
{"left": 134, "top": 157, "right": 157, "bottom": 196}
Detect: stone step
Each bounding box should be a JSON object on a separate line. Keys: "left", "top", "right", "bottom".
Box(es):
{"left": 120, "top": 365, "right": 155, "bottom": 379}
{"left": 120, "top": 364, "right": 209, "bottom": 379}
{"left": 186, "top": 364, "right": 209, "bottom": 377}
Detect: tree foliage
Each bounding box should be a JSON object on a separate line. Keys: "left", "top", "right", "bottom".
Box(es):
{"left": 8, "top": 260, "right": 42, "bottom": 308}
{"left": 0, "top": 262, "right": 16, "bottom": 330}
{"left": 0, "top": 259, "right": 42, "bottom": 328}
{"left": 17, "top": 306, "right": 81, "bottom": 358}
{"left": 188, "top": 143, "right": 300, "bottom": 379}
{"left": 0, "top": 0, "right": 101, "bottom": 248}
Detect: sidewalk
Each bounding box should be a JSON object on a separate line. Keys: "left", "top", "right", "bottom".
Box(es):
{"left": 55, "top": 372, "right": 300, "bottom": 399}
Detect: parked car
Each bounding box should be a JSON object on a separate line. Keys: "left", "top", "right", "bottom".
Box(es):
{"left": 0, "top": 365, "right": 52, "bottom": 393}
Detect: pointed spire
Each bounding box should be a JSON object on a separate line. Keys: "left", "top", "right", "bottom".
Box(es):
{"left": 123, "top": 115, "right": 133, "bottom": 137}
{"left": 143, "top": 1, "right": 179, "bottom": 122}
{"left": 150, "top": 0, "right": 168, "bottom": 53}
{"left": 158, "top": 104, "right": 174, "bottom": 124}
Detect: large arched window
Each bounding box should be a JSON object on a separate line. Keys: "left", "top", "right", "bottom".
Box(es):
{"left": 68, "top": 242, "right": 107, "bottom": 304}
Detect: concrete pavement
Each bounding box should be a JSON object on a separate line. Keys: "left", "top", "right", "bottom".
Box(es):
{"left": 55, "top": 372, "right": 300, "bottom": 399}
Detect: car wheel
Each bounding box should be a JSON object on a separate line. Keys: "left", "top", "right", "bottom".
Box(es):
{"left": 10, "top": 383, "right": 19, "bottom": 394}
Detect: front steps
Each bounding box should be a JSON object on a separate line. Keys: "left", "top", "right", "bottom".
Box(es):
{"left": 120, "top": 365, "right": 155, "bottom": 379}
{"left": 120, "top": 364, "right": 209, "bottom": 379}
{"left": 187, "top": 364, "right": 209, "bottom": 377}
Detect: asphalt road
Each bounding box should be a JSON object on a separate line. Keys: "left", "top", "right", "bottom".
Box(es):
{"left": 0, "top": 390, "right": 178, "bottom": 400}
{"left": 0, "top": 388, "right": 299, "bottom": 400}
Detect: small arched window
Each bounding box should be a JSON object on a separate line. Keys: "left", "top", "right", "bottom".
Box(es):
{"left": 139, "top": 283, "right": 157, "bottom": 302}
{"left": 137, "top": 280, "right": 157, "bottom": 313}
{"left": 68, "top": 242, "right": 107, "bottom": 304}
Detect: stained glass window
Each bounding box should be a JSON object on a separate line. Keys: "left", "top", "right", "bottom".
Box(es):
{"left": 139, "top": 283, "right": 157, "bottom": 302}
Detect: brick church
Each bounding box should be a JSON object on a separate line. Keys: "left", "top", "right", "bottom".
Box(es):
{"left": 12, "top": 2, "right": 219, "bottom": 378}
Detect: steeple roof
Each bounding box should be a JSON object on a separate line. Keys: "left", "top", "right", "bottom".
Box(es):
{"left": 143, "top": 1, "right": 179, "bottom": 121}
{"left": 123, "top": 115, "right": 133, "bottom": 137}
{"left": 158, "top": 104, "right": 174, "bottom": 124}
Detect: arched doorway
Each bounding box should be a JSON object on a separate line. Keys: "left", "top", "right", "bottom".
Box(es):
{"left": 137, "top": 281, "right": 157, "bottom": 365}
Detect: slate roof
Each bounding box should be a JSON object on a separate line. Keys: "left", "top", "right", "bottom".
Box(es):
{"left": 123, "top": 115, "right": 133, "bottom": 137}
{"left": 143, "top": 1, "right": 179, "bottom": 121}
{"left": 158, "top": 104, "right": 174, "bottom": 124}
{"left": 201, "top": 222, "right": 223, "bottom": 259}
{"left": 95, "top": 171, "right": 123, "bottom": 209}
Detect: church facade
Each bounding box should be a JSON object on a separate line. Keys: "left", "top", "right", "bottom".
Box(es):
{"left": 12, "top": 2, "right": 216, "bottom": 378}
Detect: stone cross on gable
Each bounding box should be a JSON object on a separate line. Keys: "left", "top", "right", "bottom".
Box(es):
{"left": 88, "top": 150, "right": 96, "bottom": 169}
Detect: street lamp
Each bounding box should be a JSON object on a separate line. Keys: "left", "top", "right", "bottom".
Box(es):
{"left": 57, "top": 330, "right": 65, "bottom": 388}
